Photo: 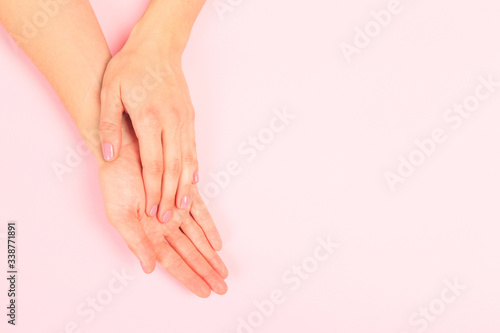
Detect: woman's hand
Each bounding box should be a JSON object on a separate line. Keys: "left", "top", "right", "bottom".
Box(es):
{"left": 98, "top": 117, "right": 227, "bottom": 297}
{"left": 99, "top": 18, "right": 199, "bottom": 223}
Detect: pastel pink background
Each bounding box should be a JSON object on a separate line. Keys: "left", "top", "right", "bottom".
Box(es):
{"left": 1, "top": 0, "right": 500, "bottom": 332}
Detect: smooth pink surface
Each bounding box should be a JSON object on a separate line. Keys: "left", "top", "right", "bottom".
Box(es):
{"left": 1, "top": 1, "right": 500, "bottom": 332}
{"left": 101, "top": 142, "right": 114, "bottom": 161}
{"left": 180, "top": 196, "right": 189, "bottom": 210}
{"left": 149, "top": 205, "right": 158, "bottom": 217}
{"left": 162, "top": 210, "right": 172, "bottom": 224}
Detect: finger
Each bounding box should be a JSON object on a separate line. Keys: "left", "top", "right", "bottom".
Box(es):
{"left": 99, "top": 82, "right": 123, "bottom": 162}
{"left": 165, "top": 228, "right": 228, "bottom": 295}
{"left": 158, "top": 126, "right": 182, "bottom": 224}
{"left": 181, "top": 215, "right": 228, "bottom": 279}
{"left": 154, "top": 237, "right": 211, "bottom": 298}
{"left": 109, "top": 216, "right": 156, "bottom": 274}
{"left": 190, "top": 187, "right": 223, "bottom": 251}
{"left": 176, "top": 120, "right": 198, "bottom": 211}
{"left": 134, "top": 120, "right": 163, "bottom": 218}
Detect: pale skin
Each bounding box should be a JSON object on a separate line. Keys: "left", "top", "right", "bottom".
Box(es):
{"left": 0, "top": 0, "right": 227, "bottom": 297}
{"left": 100, "top": 0, "right": 206, "bottom": 222}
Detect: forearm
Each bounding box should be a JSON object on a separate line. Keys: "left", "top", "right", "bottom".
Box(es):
{"left": 129, "top": 0, "right": 206, "bottom": 57}
{"left": 0, "top": 0, "right": 110, "bottom": 164}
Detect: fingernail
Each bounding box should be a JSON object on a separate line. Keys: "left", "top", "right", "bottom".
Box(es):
{"left": 149, "top": 205, "right": 158, "bottom": 217}
{"left": 193, "top": 171, "right": 199, "bottom": 184}
{"left": 180, "top": 196, "right": 189, "bottom": 209}
{"left": 162, "top": 211, "right": 172, "bottom": 223}
{"left": 140, "top": 261, "right": 147, "bottom": 273}
{"left": 102, "top": 143, "right": 114, "bottom": 161}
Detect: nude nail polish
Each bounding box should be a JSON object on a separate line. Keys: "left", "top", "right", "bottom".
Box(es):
{"left": 180, "top": 196, "right": 189, "bottom": 209}
{"left": 193, "top": 171, "right": 199, "bottom": 184}
{"left": 162, "top": 211, "right": 172, "bottom": 223}
{"left": 149, "top": 205, "right": 158, "bottom": 217}
{"left": 102, "top": 143, "right": 113, "bottom": 161}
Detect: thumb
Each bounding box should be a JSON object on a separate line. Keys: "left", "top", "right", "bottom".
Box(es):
{"left": 99, "top": 85, "right": 123, "bottom": 162}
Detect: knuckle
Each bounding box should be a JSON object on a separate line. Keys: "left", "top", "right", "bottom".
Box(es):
{"left": 160, "top": 193, "right": 176, "bottom": 206}
{"left": 182, "top": 153, "right": 197, "bottom": 167}
{"left": 136, "top": 113, "right": 160, "bottom": 128}
{"left": 145, "top": 159, "right": 163, "bottom": 176}
{"left": 168, "top": 219, "right": 182, "bottom": 229}
{"left": 101, "top": 85, "right": 120, "bottom": 104}
{"left": 100, "top": 83, "right": 114, "bottom": 97}
{"left": 181, "top": 217, "right": 193, "bottom": 228}
{"left": 99, "top": 120, "right": 120, "bottom": 134}
{"left": 166, "top": 230, "right": 183, "bottom": 243}
{"left": 125, "top": 234, "right": 148, "bottom": 253}
{"left": 198, "top": 209, "right": 213, "bottom": 224}
{"left": 184, "top": 248, "right": 200, "bottom": 264}
{"left": 166, "top": 109, "right": 183, "bottom": 126}
{"left": 160, "top": 199, "right": 176, "bottom": 212}
{"left": 142, "top": 104, "right": 160, "bottom": 117}
{"left": 167, "top": 257, "right": 184, "bottom": 272}
{"left": 165, "top": 159, "right": 182, "bottom": 175}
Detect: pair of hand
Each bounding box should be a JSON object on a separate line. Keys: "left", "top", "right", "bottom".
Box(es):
{"left": 96, "top": 20, "right": 227, "bottom": 297}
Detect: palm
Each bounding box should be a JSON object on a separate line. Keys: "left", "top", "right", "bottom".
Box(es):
{"left": 98, "top": 133, "right": 228, "bottom": 297}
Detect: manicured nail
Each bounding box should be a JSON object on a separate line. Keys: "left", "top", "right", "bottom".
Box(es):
{"left": 149, "top": 205, "right": 158, "bottom": 217}
{"left": 162, "top": 211, "right": 172, "bottom": 223}
{"left": 193, "top": 171, "right": 199, "bottom": 184}
{"left": 180, "top": 196, "right": 189, "bottom": 209}
{"left": 140, "top": 261, "right": 147, "bottom": 273}
{"left": 102, "top": 143, "right": 114, "bottom": 161}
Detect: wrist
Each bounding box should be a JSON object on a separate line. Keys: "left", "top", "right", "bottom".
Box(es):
{"left": 128, "top": 11, "right": 188, "bottom": 59}
{"left": 78, "top": 126, "right": 106, "bottom": 168}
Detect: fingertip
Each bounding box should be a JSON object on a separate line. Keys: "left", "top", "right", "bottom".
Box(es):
{"left": 140, "top": 260, "right": 156, "bottom": 274}
{"left": 138, "top": 245, "right": 156, "bottom": 275}
{"left": 220, "top": 265, "right": 229, "bottom": 280}
{"left": 214, "top": 280, "right": 228, "bottom": 295}
{"left": 213, "top": 240, "right": 222, "bottom": 252}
